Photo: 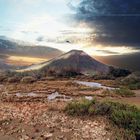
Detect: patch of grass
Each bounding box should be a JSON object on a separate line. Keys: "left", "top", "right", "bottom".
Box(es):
{"left": 102, "top": 89, "right": 114, "bottom": 97}
{"left": 92, "top": 74, "right": 115, "bottom": 80}
{"left": 65, "top": 99, "right": 140, "bottom": 139}
{"left": 65, "top": 81, "right": 99, "bottom": 91}
{"left": 128, "top": 82, "right": 140, "bottom": 90}
{"left": 121, "top": 74, "right": 140, "bottom": 90}
{"left": 78, "top": 86, "right": 99, "bottom": 91}
{"left": 65, "top": 99, "right": 96, "bottom": 116}
{"left": 113, "top": 129, "right": 136, "bottom": 140}
{"left": 102, "top": 88, "right": 135, "bottom": 97}
{"left": 115, "top": 88, "right": 135, "bottom": 97}
{"left": 110, "top": 109, "right": 140, "bottom": 128}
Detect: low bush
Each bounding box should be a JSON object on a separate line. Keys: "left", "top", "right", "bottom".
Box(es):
{"left": 122, "top": 74, "right": 140, "bottom": 84}
{"left": 78, "top": 86, "right": 98, "bottom": 91}
{"left": 101, "top": 90, "right": 114, "bottom": 97}
{"left": 65, "top": 99, "right": 140, "bottom": 139}
{"left": 101, "top": 86, "right": 133, "bottom": 98}
{"left": 109, "top": 66, "right": 131, "bottom": 77}
{"left": 121, "top": 74, "right": 140, "bottom": 90}
{"left": 65, "top": 99, "right": 95, "bottom": 116}
{"left": 110, "top": 109, "right": 140, "bottom": 130}
{"left": 92, "top": 74, "right": 115, "bottom": 80}
{"left": 114, "top": 129, "right": 136, "bottom": 140}
{"left": 115, "top": 88, "right": 135, "bottom": 97}
{"left": 128, "top": 82, "right": 140, "bottom": 90}
{"left": 4, "top": 70, "right": 44, "bottom": 81}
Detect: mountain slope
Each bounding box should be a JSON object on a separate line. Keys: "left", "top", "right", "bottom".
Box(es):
{"left": 20, "top": 50, "right": 110, "bottom": 75}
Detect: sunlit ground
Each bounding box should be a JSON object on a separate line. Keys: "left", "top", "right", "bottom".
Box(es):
{"left": 6, "top": 56, "right": 48, "bottom": 66}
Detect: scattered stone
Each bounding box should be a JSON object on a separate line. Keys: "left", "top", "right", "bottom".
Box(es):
{"left": 43, "top": 133, "right": 53, "bottom": 139}
{"left": 20, "top": 135, "right": 29, "bottom": 140}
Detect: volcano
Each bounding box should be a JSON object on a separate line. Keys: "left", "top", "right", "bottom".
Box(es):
{"left": 21, "top": 50, "right": 110, "bottom": 75}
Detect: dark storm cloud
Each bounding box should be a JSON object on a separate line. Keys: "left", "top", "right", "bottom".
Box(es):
{"left": 72, "top": 0, "right": 140, "bottom": 47}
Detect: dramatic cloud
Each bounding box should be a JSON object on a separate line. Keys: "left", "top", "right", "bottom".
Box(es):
{"left": 72, "top": 0, "right": 140, "bottom": 47}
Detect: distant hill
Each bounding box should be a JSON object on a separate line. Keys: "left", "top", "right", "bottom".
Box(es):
{"left": 0, "top": 36, "right": 63, "bottom": 70}
{"left": 0, "top": 59, "right": 15, "bottom": 70}
{"left": 0, "top": 36, "right": 63, "bottom": 59}
{"left": 95, "top": 53, "right": 140, "bottom": 71}
{"left": 20, "top": 50, "right": 110, "bottom": 76}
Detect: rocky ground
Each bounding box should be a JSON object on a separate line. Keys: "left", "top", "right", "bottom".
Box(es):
{"left": 0, "top": 101, "right": 114, "bottom": 140}
{"left": 0, "top": 79, "right": 139, "bottom": 140}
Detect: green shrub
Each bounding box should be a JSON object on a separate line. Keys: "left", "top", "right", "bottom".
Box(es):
{"left": 122, "top": 74, "right": 140, "bottom": 85}
{"left": 65, "top": 100, "right": 140, "bottom": 139}
{"left": 128, "top": 82, "right": 140, "bottom": 90}
{"left": 109, "top": 66, "right": 131, "bottom": 77}
{"left": 65, "top": 99, "right": 95, "bottom": 116}
{"left": 125, "top": 130, "right": 136, "bottom": 140}
{"left": 110, "top": 107, "right": 140, "bottom": 138}
{"left": 114, "top": 129, "right": 135, "bottom": 140}
{"left": 102, "top": 88, "right": 135, "bottom": 98}
{"left": 92, "top": 74, "right": 115, "bottom": 80}
{"left": 93, "top": 101, "right": 112, "bottom": 115}
{"left": 121, "top": 74, "right": 140, "bottom": 90}
{"left": 115, "top": 88, "right": 135, "bottom": 97}
{"left": 88, "top": 105, "right": 95, "bottom": 115}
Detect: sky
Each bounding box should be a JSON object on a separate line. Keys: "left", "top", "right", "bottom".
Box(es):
{"left": 0, "top": 0, "right": 140, "bottom": 63}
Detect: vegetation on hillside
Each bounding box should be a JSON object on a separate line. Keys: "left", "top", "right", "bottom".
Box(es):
{"left": 109, "top": 67, "right": 131, "bottom": 77}
{"left": 128, "top": 83, "right": 140, "bottom": 90}
{"left": 101, "top": 88, "right": 135, "bottom": 98}
{"left": 121, "top": 74, "right": 140, "bottom": 90}
{"left": 115, "top": 88, "right": 135, "bottom": 97}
